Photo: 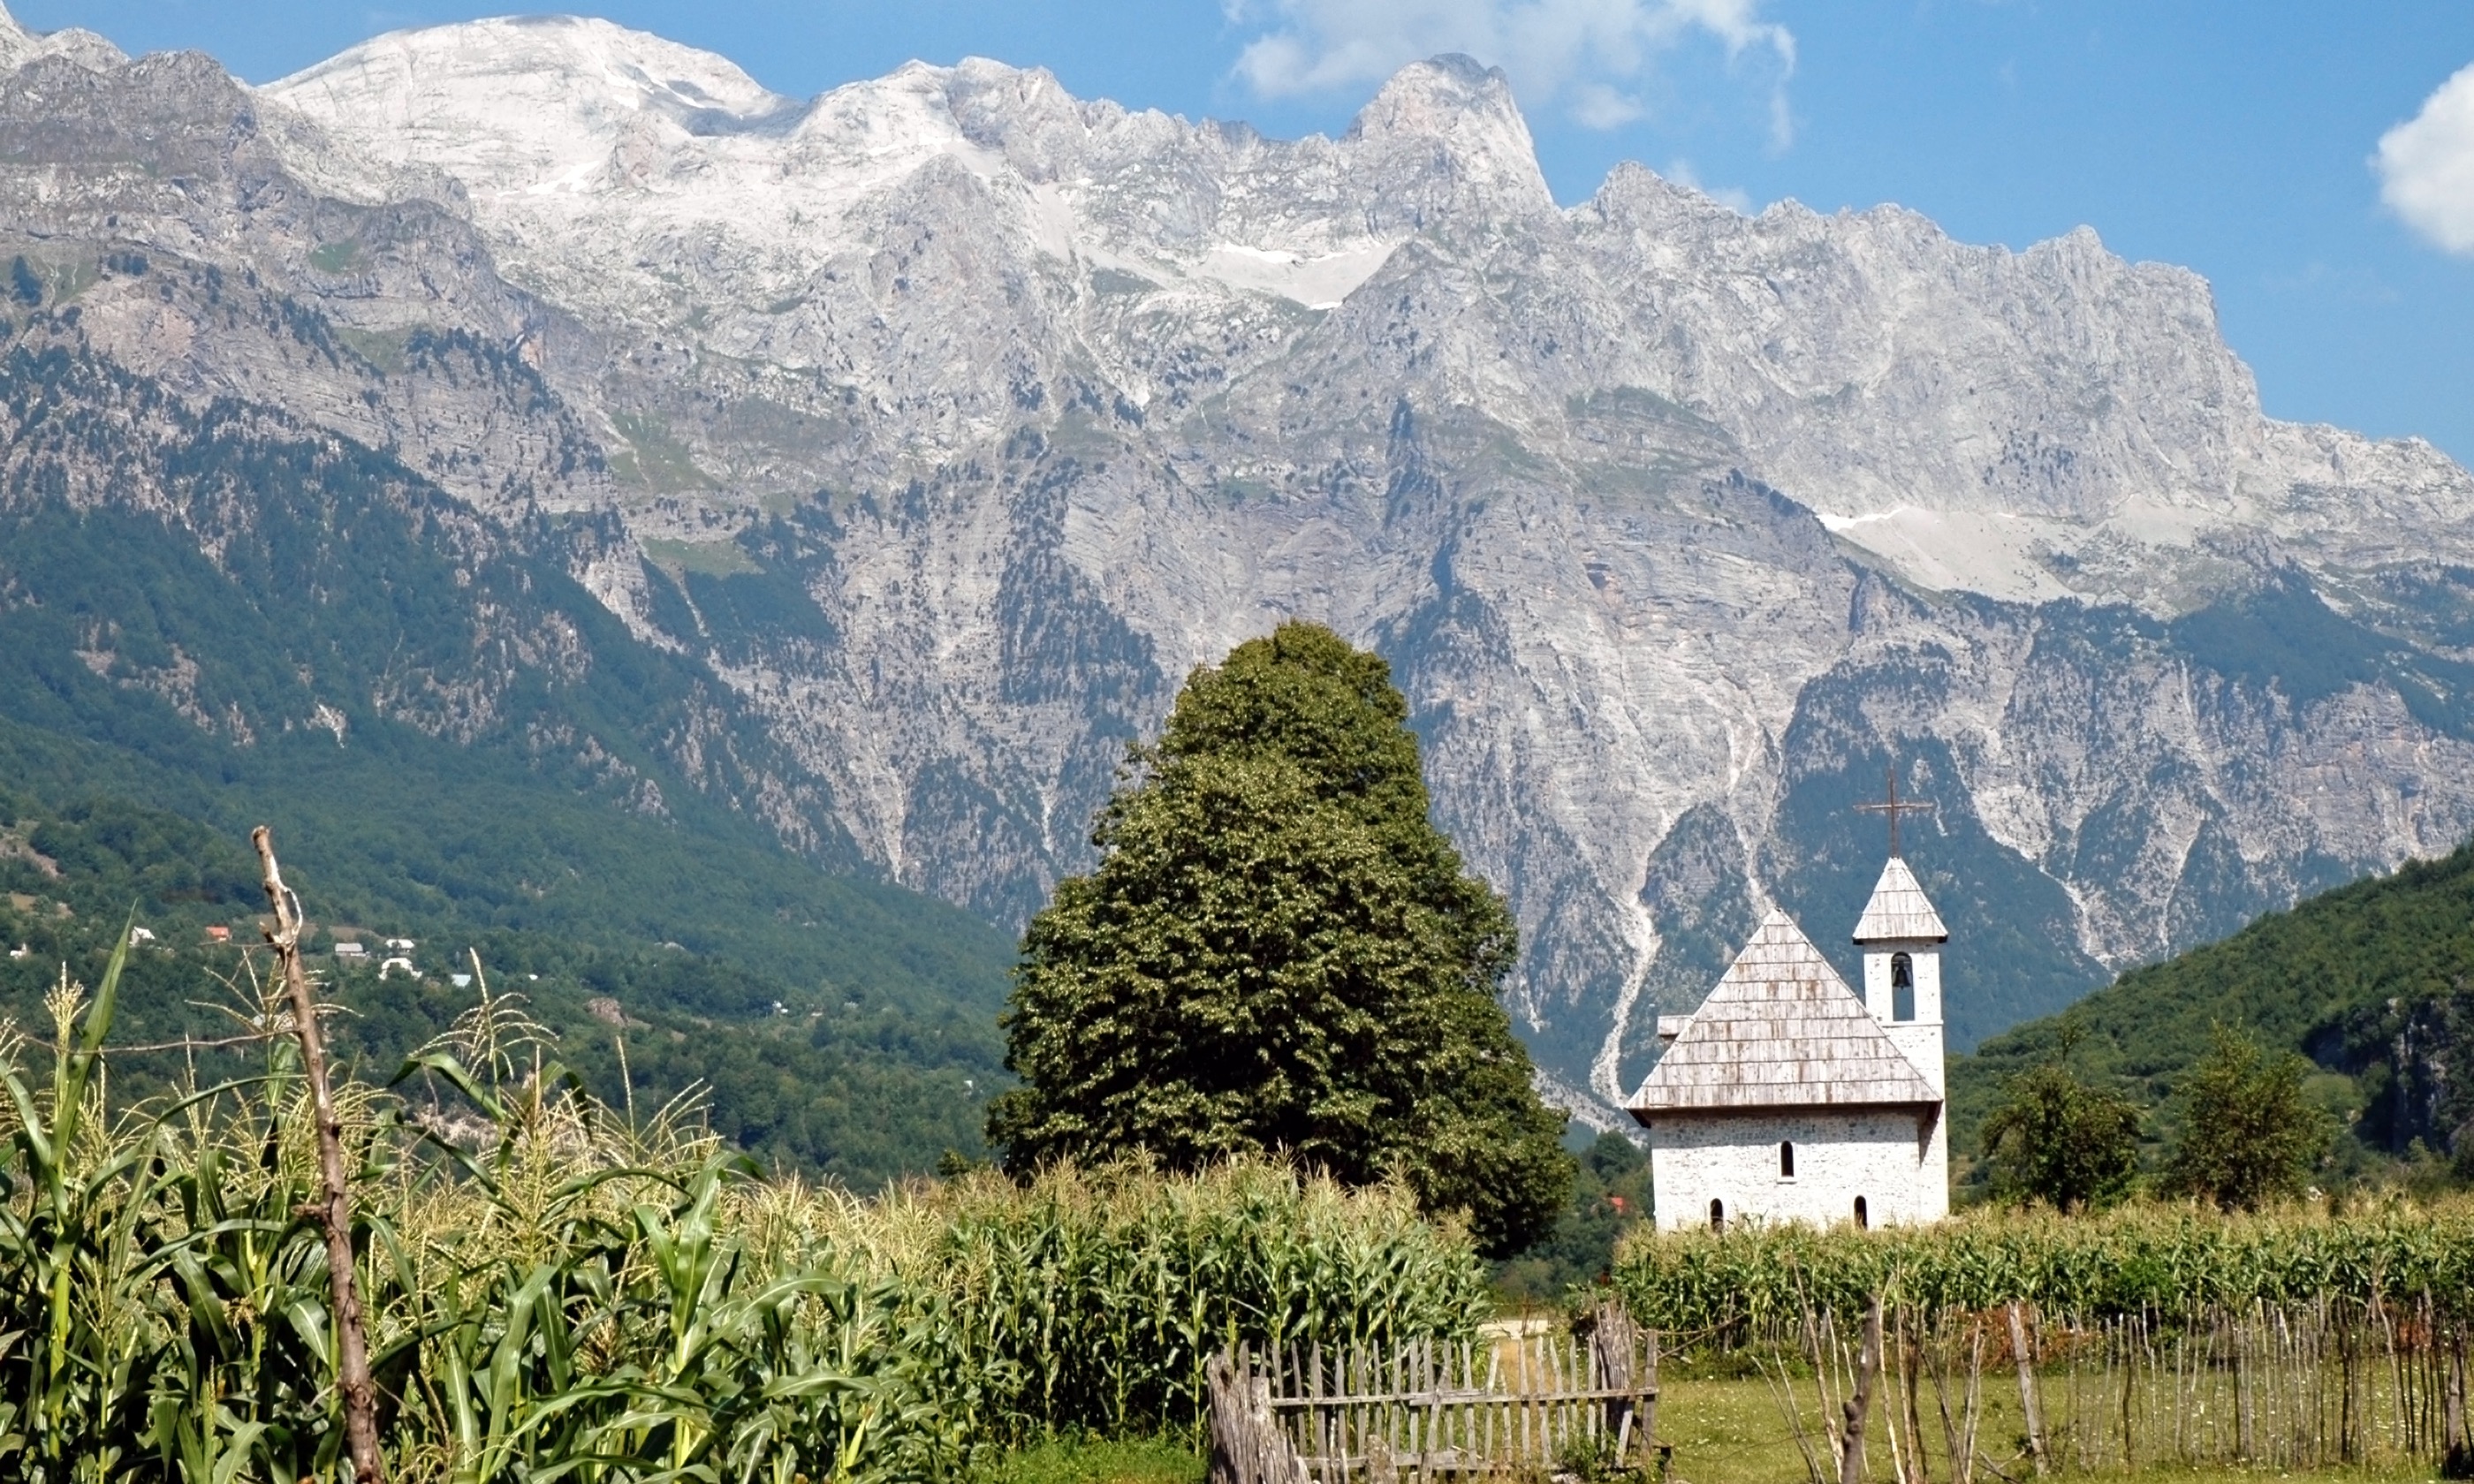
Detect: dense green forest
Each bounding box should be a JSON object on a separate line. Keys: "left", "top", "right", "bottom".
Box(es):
{"left": 1949, "top": 835, "right": 2474, "bottom": 1190}
{"left": 0, "top": 766, "right": 1009, "bottom": 1185}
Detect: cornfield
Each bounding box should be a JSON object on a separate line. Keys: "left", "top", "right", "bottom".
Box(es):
{"left": 1612, "top": 1200, "right": 2474, "bottom": 1336}
{"left": 0, "top": 948, "right": 1489, "bottom": 1482}
{"left": 1614, "top": 1205, "right": 2474, "bottom": 1479}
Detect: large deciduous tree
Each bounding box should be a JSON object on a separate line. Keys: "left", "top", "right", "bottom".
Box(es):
{"left": 986, "top": 622, "right": 1573, "bottom": 1255}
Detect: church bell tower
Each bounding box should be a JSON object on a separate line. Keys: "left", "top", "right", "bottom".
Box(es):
{"left": 1853, "top": 855, "right": 1947, "bottom": 1098}
{"left": 1851, "top": 767, "right": 1950, "bottom": 1220}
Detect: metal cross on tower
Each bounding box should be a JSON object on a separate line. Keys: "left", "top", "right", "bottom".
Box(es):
{"left": 1856, "top": 762, "right": 1936, "bottom": 859}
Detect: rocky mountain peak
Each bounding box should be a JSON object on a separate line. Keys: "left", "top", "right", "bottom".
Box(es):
{"left": 266, "top": 15, "right": 792, "bottom": 195}
{"left": 1344, "top": 54, "right": 1554, "bottom": 223}
{"left": 0, "top": 0, "right": 125, "bottom": 72}
{"left": 14, "top": 17, "right": 2474, "bottom": 1132}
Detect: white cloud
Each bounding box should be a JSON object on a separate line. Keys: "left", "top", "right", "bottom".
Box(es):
{"left": 1568, "top": 81, "right": 1643, "bottom": 129}
{"left": 2377, "top": 61, "right": 2474, "bottom": 255}
{"left": 1227, "top": 0, "right": 1795, "bottom": 144}
{"left": 1664, "top": 156, "right": 1750, "bottom": 214}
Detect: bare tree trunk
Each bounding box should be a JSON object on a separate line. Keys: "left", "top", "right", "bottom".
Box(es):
{"left": 2008, "top": 1302, "right": 2045, "bottom": 1476}
{"left": 1841, "top": 1299, "right": 1884, "bottom": 1484}
{"left": 256, "top": 827, "right": 386, "bottom": 1484}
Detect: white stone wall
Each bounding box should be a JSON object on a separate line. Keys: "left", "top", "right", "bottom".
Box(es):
{"left": 1645, "top": 1109, "right": 1942, "bottom": 1232}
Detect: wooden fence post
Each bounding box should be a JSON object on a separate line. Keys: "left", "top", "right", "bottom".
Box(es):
{"left": 1210, "top": 1350, "right": 1309, "bottom": 1484}
{"left": 1841, "top": 1299, "right": 1884, "bottom": 1484}
{"left": 1591, "top": 1300, "right": 1637, "bottom": 1465}
{"left": 1901, "top": 1307, "right": 1930, "bottom": 1484}
{"left": 2008, "top": 1301, "right": 2045, "bottom": 1476}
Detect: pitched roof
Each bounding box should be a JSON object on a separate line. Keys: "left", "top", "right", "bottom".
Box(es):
{"left": 1851, "top": 856, "right": 1948, "bottom": 943}
{"left": 1629, "top": 910, "right": 1939, "bottom": 1115}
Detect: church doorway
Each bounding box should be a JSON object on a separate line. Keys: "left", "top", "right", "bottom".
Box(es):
{"left": 1709, "top": 1198, "right": 1725, "bottom": 1232}
{"left": 1853, "top": 1195, "right": 1870, "bottom": 1230}
{"left": 1779, "top": 1140, "right": 1795, "bottom": 1178}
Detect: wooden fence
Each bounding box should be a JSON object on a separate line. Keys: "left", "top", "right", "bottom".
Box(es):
{"left": 1752, "top": 1297, "right": 2474, "bottom": 1482}
{"left": 1208, "top": 1313, "right": 1663, "bottom": 1484}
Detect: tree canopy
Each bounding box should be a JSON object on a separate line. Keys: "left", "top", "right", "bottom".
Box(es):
{"left": 1979, "top": 1033, "right": 2143, "bottom": 1211}
{"left": 2164, "top": 1026, "right": 2333, "bottom": 1210}
{"left": 985, "top": 623, "right": 1573, "bottom": 1255}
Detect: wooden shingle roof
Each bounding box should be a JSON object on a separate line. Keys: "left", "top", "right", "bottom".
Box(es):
{"left": 1851, "top": 857, "right": 1947, "bottom": 943}
{"left": 1628, "top": 909, "right": 1939, "bottom": 1115}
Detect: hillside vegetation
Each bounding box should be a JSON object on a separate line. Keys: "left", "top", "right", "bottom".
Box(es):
{"left": 0, "top": 752, "right": 1012, "bottom": 1185}
{"left": 1951, "top": 836, "right": 2474, "bottom": 1181}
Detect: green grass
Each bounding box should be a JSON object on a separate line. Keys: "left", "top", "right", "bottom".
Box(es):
{"left": 960, "top": 1381, "right": 2459, "bottom": 1484}
{"left": 308, "top": 239, "right": 363, "bottom": 273}
{"left": 334, "top": 324, "right": 410, "bottom": 375}
{"left": 611, "top": 411, "right": 717, "bottom": 491}
{"left": 641, "top": 535, "right": 762, "bottom": 577}
{"left": 1650, "top": 1373, "right": 2442, "bottom": 1484}
{"left": 969, "top": 1435, "right": 1206, "bottom": 1484}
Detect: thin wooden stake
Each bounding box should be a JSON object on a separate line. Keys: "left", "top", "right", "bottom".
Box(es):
{"left": 1840, "top": 1298, "right": 1884, "bottom": 1484}
{"left": 255, "top": 826, "right": 386, "bottom": 1484}
{"left": 2007, "top": 1301, "right": 2045, "bottom": 1476}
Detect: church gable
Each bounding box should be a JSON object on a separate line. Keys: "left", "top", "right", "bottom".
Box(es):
{"left": 1633, "top": 908, "right": 1939, "bottom": 1114}
{"left": 1853, "top": 857, "right": 1949, "bottom": 943}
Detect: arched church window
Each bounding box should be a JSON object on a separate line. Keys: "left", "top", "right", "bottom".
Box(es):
{"left": 1891, "top": 952, "right": 1916, "bottom": 1023}
{"left": 1709, "top": 1199, "right": 1725, "bottom": 1233}
{"left": 1853, "top": 1196, "right": 1870, "bottom": 1230}
{"left": 1779, "top": 1140, "right": 1795, "bottom": 1178}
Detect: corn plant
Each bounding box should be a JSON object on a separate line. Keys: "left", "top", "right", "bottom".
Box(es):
{"left": 1, "top": 950, "right": 1493, "bottom": 1480}
{"left": 1612, "top": 1196, "right": 2474, "bottom": 1336}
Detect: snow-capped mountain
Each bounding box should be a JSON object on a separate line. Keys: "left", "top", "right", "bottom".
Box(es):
{"left": 6, "top": 4, "right": 2472, "bottom": 1119}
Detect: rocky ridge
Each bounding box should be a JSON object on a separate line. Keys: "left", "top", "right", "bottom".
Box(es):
{"left": 4, "top": 5, "right": 2472, "bottom": 1119}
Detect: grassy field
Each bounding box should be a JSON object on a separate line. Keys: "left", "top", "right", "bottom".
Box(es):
{"left": 1649, "top": 1367, "right": 2445, "bottom": 1484}
{"left": 971, "top": 1435, "right": 1207, "bottom": 1484}
{"left": 960, "top": 1385, "right": 2446, "bottom": 1484}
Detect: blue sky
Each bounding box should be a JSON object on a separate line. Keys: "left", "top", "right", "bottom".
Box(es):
{"left": 15, "top": 1, "right": 2474, "bottom": 463}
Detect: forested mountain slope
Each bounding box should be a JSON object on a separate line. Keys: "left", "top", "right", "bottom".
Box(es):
{"left": 1952, "top": 838, "right": 2474, "bottom": 1177}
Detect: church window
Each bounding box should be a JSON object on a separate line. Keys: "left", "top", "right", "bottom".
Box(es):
{"left": 1709, "top": 1199, "right": 1725, "bottom": 1233}
{"left": 1779, "top": 1140, "right": 1795, "bottom": 1178}
{"left": 1853, "top": 1196, "right": 1870, "bottom": 1230}
{"left": 1891, "top": 953, "right": 1916, "bottom": 1022}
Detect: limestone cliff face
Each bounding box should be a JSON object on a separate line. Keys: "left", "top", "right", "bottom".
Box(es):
{"left": 6, "top": 5, "right": 2473, "bottom": 1119}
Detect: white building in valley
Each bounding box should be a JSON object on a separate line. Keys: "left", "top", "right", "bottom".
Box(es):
{"left": 1628, "top": 855, "right": 1950, "bottom": 1232}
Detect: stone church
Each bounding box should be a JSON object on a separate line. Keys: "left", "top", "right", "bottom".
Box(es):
{"left": 1628, "top": 855, "right": 1949, "bottom": 1231}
